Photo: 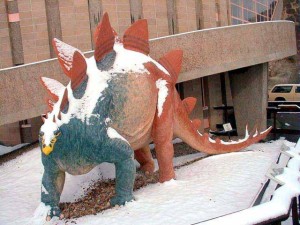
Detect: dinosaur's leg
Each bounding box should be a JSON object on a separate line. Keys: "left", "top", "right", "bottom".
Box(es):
{"left": 104, "top": 137, "right": 135, "bottom": 206}
{"left": 135, "top": 146, "right": 155, "bottom": 174}
{"left": 152, "top": 86, "right": 175, "bottom": 183}
{"left": 41, "top": 163, "right": 65, "bottom": 220}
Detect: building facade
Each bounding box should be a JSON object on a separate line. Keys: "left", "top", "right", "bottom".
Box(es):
{"left": 0, "top": 0, "right": 296, "bottom": 146}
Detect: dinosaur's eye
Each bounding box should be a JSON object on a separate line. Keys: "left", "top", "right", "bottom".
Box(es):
{"left": 39, "top": 132, "right": 44, "bottom": 138}
{"left": 54, "top": 130, "right": 61, "bottom": 137}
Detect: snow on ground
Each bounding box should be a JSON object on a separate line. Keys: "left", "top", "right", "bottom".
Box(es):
{"left": 0, "top": 140, "right": 298, "bottom": 225}
{"left": 0, "top": 143, "right": 29, "bottom": 156}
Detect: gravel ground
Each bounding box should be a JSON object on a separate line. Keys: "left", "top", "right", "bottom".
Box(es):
{"left": 59, "top": 146, "right": 204, "bottom": 219}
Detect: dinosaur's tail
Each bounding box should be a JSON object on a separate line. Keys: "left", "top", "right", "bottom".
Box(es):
{"left": 173, "top": 93, "right": 272, "bottom": 155}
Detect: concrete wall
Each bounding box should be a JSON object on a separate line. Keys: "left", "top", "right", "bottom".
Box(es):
{"left": 0, "top": 21, "right": 296, "bottom": 127}
{"left": 229, "top": 63, "right": 269, "bottom": 136}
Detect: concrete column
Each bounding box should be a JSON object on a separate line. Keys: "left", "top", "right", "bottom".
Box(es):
{"left": 45, "top": 0, "right": 62, "bottom": 58}
{"left": 6, "top": 0, "right": 24, "bottom": 65}
{"left": 183, "top": 79, "right": 204, "bottom": 129}
{"left": 229, "top": 63, "right": 268, "bottom": 136}
{"left": 88, "top": 0, "right": 103, "bottom": 49}
{"left": 195, "top": 0, "right": 202, "bottom": 30}
{"left": 129, "top": 0, "right": 143, "bottom": 23}
{"left": 166, "top": 0, "right": 178, "bottom": 34}
{"left": 216, "top": 0, "right": 230, "bottom": 26}
{"left": 199, "top": 0, "right": 217, "bottom": 29}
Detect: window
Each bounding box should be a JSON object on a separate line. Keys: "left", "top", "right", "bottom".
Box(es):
{"left": 230, "top": 0, "right": 278, "bottom": 24}
{"left": 271, "top": 86, "right": 293, "bottom": 93}
{"left": 295, "top": 86, "right": 300, "bottom": 93}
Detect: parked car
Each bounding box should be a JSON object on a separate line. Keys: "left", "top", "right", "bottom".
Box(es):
{"left": 268, "top": 84, "right": 300, "bottom": 101}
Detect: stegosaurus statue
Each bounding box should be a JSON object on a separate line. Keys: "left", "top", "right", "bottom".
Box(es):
{"left": 39, "top": 13, "right": 271, "bottom": 220}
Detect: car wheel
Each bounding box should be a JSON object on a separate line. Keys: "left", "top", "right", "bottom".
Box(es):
{"left": 275, "top": 97, "right": 286, "bottom": 101}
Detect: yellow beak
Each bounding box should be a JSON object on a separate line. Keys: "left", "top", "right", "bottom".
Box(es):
{"left": 42, "top": 145, "right": 53, "bottom": 155}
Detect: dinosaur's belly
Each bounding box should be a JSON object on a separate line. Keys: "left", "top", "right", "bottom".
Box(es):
{"left": 109, "top": 72, "right": 157, "bottom": 149}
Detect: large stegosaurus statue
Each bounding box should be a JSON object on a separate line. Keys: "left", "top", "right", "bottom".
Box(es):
{"left": 39, "top": 13, "right": 271, "bottom": 220}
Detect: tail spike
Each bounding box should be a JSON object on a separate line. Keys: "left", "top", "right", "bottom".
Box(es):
{"left": 249, "top": 124, "right": 258, "bottom": 138}
{"left": 123, "top": 19, "right": 149, "bottom": 55}
{"left": 94, "top": 12, "right": 115, "bottom": 62}
{"left": 158, "top": 49, "right": 183, "bottom": 83}
{"left": 191, "top": 119, "right": 201, "bottom": 130}
{"left": 245, "top": 124, "right": 249, "bottom": 138}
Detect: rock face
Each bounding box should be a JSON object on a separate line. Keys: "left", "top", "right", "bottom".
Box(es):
{"left": 269, "top": 0, "right": 300, "bottom": 89}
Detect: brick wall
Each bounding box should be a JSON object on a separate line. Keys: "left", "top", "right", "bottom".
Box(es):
{"left": 143, "top": 0, "right": 169, "bottom": 38}
{"left": 59, "top": 0, "right": 91, "bottom": 52}
{"left": 1, "top": 0, "right": 218, "bottom": 69}
{"left": 19, "top": 0, "right": 50, "bottom": 63}
{"left": 176, "top": 0, "right": 197, "bottom": 33}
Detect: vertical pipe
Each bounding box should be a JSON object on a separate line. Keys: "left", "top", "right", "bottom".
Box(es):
{"left": 226, "top": 0, "right": 232, "bottom": 25}
{"left": 195, "top": 0, "right": 203, "bottom": 30}
{"left": 129, "top": 0, "right": 143, "bottom": 23}
{"left": 45, "top": 0, "right": 62, "bottom": 58}
{"left": 166, "top": 0, "right": 178, "bottom": 35}
{"left": 6, "top": 0, "right": 24, "bottom": 66}
{"left": 88, "top": 0, "right": 103, "bottom": 49}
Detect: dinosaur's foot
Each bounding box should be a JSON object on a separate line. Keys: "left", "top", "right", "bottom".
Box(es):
{"left": 158, "top": 169, "right": 176, "bottom": 183}
{"left": 110, "top": 195, "right": 134, "bottom": 207}
{"left": 46, "top": 206, "right": 64, "bottom": 221}
{"left": 138, "top": 161, "right": 155, "bottom": 175}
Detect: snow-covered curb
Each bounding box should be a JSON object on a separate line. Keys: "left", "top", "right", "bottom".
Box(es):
{"left": 201, "top": 139, "right": 300, "bottom": 225}
{"left": 0, "top": 139, "right": 299, "bottom": 225}
{"left": 0, "top": 143, "right": 29, "bottom": 156}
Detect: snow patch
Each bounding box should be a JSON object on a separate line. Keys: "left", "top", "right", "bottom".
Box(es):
{"left": 41, "top": 184, "right": 49, "bottom": 195}
{"left": 53, "top": 38, "right": 81, "bottom": 71}
{"left": 113, "top": 43, "right": 169, "bottom": 75}
{"left": 40, "top": 77, "right": 65, "bottom": 97}
{"left": 156, "top": 79, "right": 168, "bottom": 117}
{"left": 40, "top": 120, "right": 59, "bottom": 146}
{"left": 107, "top": 127, "right": 129, "bottom": 144}
{"left": 30, "top": 203, "right": 51, "bottom": 225}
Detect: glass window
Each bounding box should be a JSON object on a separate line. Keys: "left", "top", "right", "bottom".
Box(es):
{"left": 295, "top": 86, "right": 300, "bottom": 93}
{"left": 230, "top": 0, "right": 278, "bottom": 24}
{"left": 232, "top": 5, "right": 242, "bottom": 18}
{"left": 256, "top": 3, "right": 267, "bottom": 15}
{"left": 232, "top": 18, "right": 242, "bottom": 25}
{"left": 243, "top": 0, "right": 254, "bottom": 10}
{"left": 232, "top": 0, "right": 242, "bottom": 4}
{"left": 272, "top": 86, "right": 293, "bottom": 93}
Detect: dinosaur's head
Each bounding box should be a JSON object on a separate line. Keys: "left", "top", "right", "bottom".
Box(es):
{"left": 39, "top": 115, "right": 61, "bottom": 156}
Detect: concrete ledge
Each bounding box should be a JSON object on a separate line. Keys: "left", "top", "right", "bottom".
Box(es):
{"left": 0, "top": 21, "right": 297, "bottom": 125}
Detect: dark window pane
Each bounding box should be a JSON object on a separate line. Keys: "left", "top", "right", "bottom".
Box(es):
{"left": 295, "top": 86, "right": 300, "bottom": 93}
{"left": 232, "top": 5, "right": 242, "bottom": 18}
{"left": 272, "top": 86, "right": 293, "bottom": 93}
